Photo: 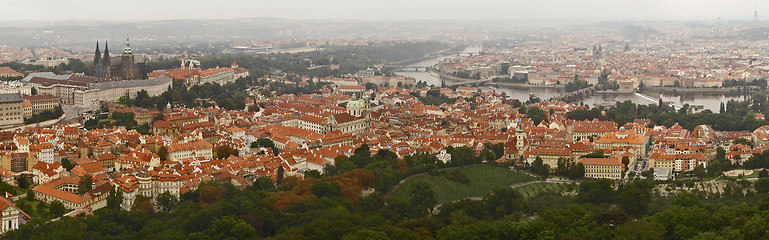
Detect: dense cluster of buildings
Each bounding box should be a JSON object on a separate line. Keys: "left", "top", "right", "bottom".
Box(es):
{"left": 0, "top": 66, "right": 766, "bottom": 222}
{"left": 2, "top": 24, "right": 769, "bottom": 225}
{"left": 437, "top": 30, "right": 769, "bottom": 92}
{"left": 148, "top": 61, "right": 249, "bottom": 88}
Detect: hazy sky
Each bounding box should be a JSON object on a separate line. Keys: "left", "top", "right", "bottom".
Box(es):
{"left": 4, "top": 0, "right": 769, "bottom": 21}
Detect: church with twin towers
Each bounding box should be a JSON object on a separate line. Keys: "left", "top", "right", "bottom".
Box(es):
{"left": 92, "top": 38, "right": 150, "bottom": 80}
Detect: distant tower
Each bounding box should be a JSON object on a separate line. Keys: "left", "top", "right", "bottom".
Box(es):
{"left": 93, "top": 41, "right": 102, "bottom": 77}
{"left": 756, "top": 11, "right": 759, "bottom": 22}
{"left": 102, "top": 41, "right": 111, "bottom": 80}
{"left": 121, "top": 38, "right": 136, "bottom": 80}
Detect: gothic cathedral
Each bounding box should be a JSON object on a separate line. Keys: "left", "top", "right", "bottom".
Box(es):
{"left": 92, "top": 38, "right": 149, "bottom": 80}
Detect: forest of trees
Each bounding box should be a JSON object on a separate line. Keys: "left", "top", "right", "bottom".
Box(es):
{"left": 184, "top": 41, "right": 448, "bottom": 79}
{"left": 23, "top": 106, "right": 63, "bottom": 125}
{"left": 566, "top": 93, "right": 769, "bottom": 131}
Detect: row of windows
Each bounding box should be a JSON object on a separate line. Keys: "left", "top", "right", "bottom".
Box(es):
{"left": 1, "top": 117, "right": 21, "bottom": 121}
{"left": 586, "top": 174, "right": 621, "bottom": 178}
{"left": 587, "top": 165, "right": 620, "bottom": 169}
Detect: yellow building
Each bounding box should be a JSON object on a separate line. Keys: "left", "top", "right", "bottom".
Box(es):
{"left": 579, "top": 156, "right": 624, "bottom": 179}
{"left": 595, "top": 128, "right": 648, "bottom": 156}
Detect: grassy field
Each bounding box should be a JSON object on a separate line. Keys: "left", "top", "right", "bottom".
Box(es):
{"left": 515, "top": 182, "right": 568, "bottom": 198}
{"left": 16, "top": 198, "right": 50, "bottom": 220}
{"left": 389, "top": 164, "right": 536, "bottom": 204}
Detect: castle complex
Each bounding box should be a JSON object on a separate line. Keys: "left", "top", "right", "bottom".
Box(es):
{"left": 92, "top": 38, "right": 149, "bottom": 80}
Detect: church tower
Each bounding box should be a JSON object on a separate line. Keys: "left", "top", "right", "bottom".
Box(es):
{"left": 121, "top": 38, "right": 136, "bottom": 80}
{"left": 361, "top": 94, "right": 371, "bottom": 120}
{"left": 102, "top": 41, "right": 111, "bottom": 80}
{"left": 93, "top": 41, "right": 102, "bottom": 77}
{"left": 347, "top": 94, "right": 362, "bottom": 117}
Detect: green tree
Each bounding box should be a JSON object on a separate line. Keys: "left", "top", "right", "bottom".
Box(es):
{"left": 106, "top": 188, "right": 124, "bottom": 210}
{"left": 156, "top": 191, "right": 179, "bottom": 211}
{"left": 131, "top": 195, "right": 155, "bottom": 216}
{"left": 249, "top": 176, "right": 275, "bottom": 191}
{"left": 578, "top": 179, "right": 616, "bottom": 204}
{"left": 277, "top": 166, "right": 285, "bottom": 185}
{"left": 304, "top": 170, "right": 321, "bottom": 179}
{"left": 206, "top": 216, "right": 257, "bottom": 239}
{"left": 311, "top": 182, "right": 341, "bottom": 198}
{"left": 157, "top": 146, "right": 169, "bottom": 162}
{"left": 692, "top": 165, "right": 706, "bottom": 180}
{"left": 526, "top": 107, "right": 547, "bottom": 125}
{"left": 754, "top": 178, "right": 769, "bottom": 193}
{"left": 620, "top": 186, "right": 651, "bottom": 217}
{"left": 61, "top": 158, "right": 75, "bottom": 171}
{"left": 567, "top": 163, "right": 585, "bottom": 179}
{"left": 673, "top": 192, "right": 702, "bottom": 208}
{"left": 410, "top": 182, "right": 437, "bottom": 215}
{"left": 77, "top": 175, "right": 93, "bottom": 195}
{"left": 16, "top": 176, "right": 29, "bottom": 189}
{"left": 733, "top": 138, "right": 753, "bottom": 147}
{"left": 530, "top": 157, "right": 550, "bottom": 178}
{"left": 49, "top": 200, "right": 66, "bottom": 217}
{"left": 342, "top": 229, "right": 390, "bottom": 240}
{"left": 215, "top": 145, "right": 239, "bottom": 159}
{"left": 614, "top": 220, "right": 664, "bottom": 240}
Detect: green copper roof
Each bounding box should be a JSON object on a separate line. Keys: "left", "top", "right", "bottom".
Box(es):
{"left": 122, "top": 37, "right": 133, "bottom": 54}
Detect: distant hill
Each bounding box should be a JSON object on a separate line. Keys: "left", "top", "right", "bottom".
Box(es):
{"left": 591, "top": 21, "right": 661, "bottom": 38}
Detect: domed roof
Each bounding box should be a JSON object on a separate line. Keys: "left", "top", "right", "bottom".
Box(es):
{"left": 347, "top": 94, "right": 362, "bottom": 108}
{"left": 347, "top": 99, "right": 362, "bottom": 108}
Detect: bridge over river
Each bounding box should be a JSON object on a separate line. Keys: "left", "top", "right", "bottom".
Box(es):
{"left": 532, "top": 87, "right": 679, "bottom": 111}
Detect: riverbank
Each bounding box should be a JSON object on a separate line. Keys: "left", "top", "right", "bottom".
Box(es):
{"left": 643, "top": 86, "right": 759, "bottom": 94}
{"left": 432, "top": 69, "right": 567, "bottom": 89}
{"left": 492, "top": 82, "right": 566, "bottom": 89}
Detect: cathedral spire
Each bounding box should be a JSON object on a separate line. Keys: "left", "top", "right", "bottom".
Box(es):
{"left": 103, "top": 41, "right": 111, "bottom": 79}
{"left": 93, "top": 41, "right": 102, "bottom": 77}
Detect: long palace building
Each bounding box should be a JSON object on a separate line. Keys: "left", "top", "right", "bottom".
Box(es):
{"left": 20, "top": 39, "right": 171, "bottom": 110}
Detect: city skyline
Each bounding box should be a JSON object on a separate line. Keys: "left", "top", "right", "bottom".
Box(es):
{"left": 3, "top": 0, "right": 769, "bottom": 22}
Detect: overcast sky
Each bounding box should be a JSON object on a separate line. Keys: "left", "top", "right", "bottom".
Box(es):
{"left": 3, "top": 0, "right": 769, "bottom": 21}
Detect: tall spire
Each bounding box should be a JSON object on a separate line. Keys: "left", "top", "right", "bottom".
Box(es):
{"left": 103, "top": 41, "right": 110, "bottom": 59}
{"left": 93, "top": 41, "right": 102, "bottom": 77}
{"left": 103, "top": 41, "right": 111, "bottom": 79}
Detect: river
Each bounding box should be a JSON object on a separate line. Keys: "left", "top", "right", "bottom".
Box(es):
{"left": 396, "top": 47, "right": 748, "bottom": 112}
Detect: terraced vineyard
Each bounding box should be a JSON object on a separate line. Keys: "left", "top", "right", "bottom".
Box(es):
{"left": 389, "top": 164, "right": 537, "bottom": 203}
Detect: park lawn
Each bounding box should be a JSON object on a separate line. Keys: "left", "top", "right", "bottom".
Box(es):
{"left": 0, "top": 183, "right": 24, "bottom": 196}
{"left": 515, "top": 182, "right": 568, "bottom": 198}
{"left": 390, "top": 164, "right": 536, "bottom": 204}
{"left": 16, "top": 198, "right": 49, "bottom": 221}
